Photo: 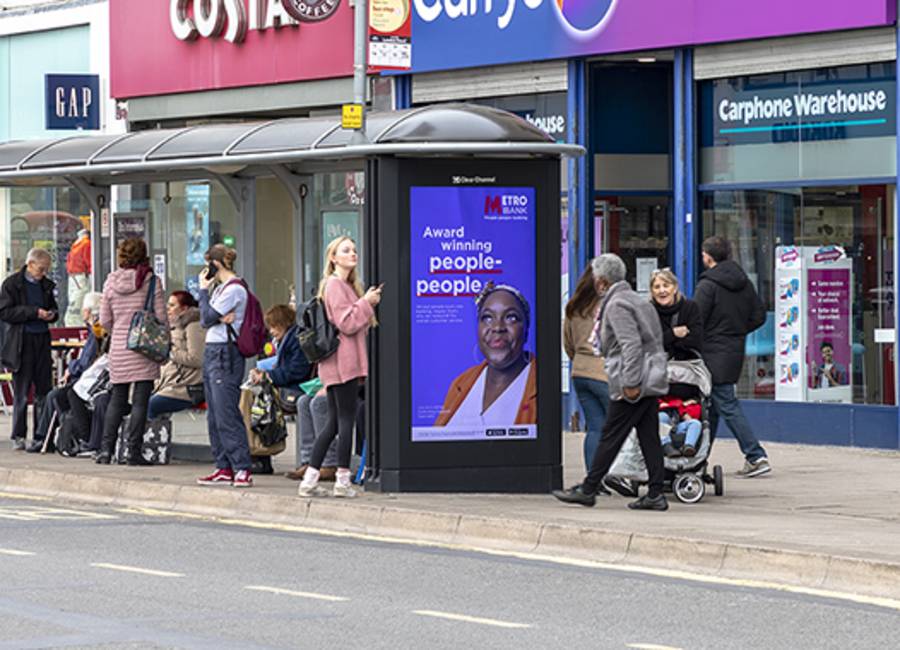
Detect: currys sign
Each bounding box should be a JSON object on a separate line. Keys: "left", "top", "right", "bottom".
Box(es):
{"left": 111, "top": 0, "right": 352, "bottom": 99}
{"left": 409, "top": 0, "right": 895, "bottom": 73}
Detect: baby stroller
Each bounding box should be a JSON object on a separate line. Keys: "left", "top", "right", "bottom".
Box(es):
{"left": 606, "top": 353, "right": 724, "bottom": 504}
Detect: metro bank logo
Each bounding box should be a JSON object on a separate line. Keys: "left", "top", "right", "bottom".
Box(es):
{"left": 414, "top": 0, "right": 616, "bottom": 34}
{"left": 484, "top": 193, "right": 530, "bottom": 218}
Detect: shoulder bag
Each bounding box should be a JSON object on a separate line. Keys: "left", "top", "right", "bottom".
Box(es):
{"left": 127, "top": 274, "right": 171, "bottom": 363}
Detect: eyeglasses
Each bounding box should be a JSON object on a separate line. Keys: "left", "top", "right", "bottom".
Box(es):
{"left": 650, "top": 267, "right": 673, "bottom": 276}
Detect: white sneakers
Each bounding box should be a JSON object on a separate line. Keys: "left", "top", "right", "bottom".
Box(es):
{"left": 298, "top": 467, "right": 359, "bottom": 498}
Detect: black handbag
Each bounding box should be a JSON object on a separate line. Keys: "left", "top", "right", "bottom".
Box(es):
{"left": 296, "top": 296, "right": 339, "bottom": 362}
{"left": 274, "top": 387, "right": 301, "bottom": 416}
{"left": 186, "top": 383, "right": 206, "bottom": 406}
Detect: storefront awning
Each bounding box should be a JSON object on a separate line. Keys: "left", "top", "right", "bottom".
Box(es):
{"left": 0, "top": 105, "right": 583, "bottom": 187}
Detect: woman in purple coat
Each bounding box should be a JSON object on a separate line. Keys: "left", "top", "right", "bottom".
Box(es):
{"left": 95, "top": 238, "right": 167, "bottom": 464}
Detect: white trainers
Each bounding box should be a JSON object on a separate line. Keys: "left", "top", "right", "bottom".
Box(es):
{"left": 737, "top": 457, "right": 772, "bottom": 478}
{"left": 298, "top": 484, "right": 329, "bottom": 497}
{"left": 332, "top": 483, "right": 358, "bottom": 498}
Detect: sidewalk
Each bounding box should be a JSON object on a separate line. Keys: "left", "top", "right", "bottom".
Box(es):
{"left": 1, "top": 425, "right": 899, "bottom": 601}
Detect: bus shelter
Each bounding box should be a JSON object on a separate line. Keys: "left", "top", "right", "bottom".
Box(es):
{"left": 0, "top": 105, "right": 582, "bottom": 493}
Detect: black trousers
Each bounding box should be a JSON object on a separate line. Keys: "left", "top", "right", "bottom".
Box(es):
{"left": 100, "top": 381, "right": 153, "bottom": 456}
{"left": 583, "top": 396, "right": 665, "bottom": 498}
{"left": 310, "top": 379, "right": 360, "bottom": 470}
{"left": 11, "top": 332, "right": 52, "bottom": 441}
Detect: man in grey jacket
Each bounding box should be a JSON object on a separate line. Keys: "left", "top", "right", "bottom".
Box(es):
{"left": 553, "top": 254, "right": 670, "bottom": 511}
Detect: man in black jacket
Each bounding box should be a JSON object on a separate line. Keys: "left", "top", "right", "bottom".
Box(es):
{"left": 0, "top": 248, "right": 59, "bottom": 450}
{"left": 694, "top": 236, "right": 771, "bottom": 478}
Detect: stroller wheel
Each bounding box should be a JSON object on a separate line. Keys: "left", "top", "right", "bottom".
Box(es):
{"left": 673, "top": 473, "right": 705, "bottom": 504}
{"left": 714, "top": 465, "right": 724, "bottom": 497}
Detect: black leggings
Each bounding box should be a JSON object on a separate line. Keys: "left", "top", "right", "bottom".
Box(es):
{"left": 310, "top": 379, "right": 360, "bottom": 470}
{"left": 101, "top": 381, "right": 153, "bottom": 456}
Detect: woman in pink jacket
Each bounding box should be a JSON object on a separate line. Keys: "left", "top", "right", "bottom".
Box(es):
{"left": 96, "top": 238, "right": 167, "bottom": 464}
{"left": 299, "top": 236, "right": 381, "bottom": 498}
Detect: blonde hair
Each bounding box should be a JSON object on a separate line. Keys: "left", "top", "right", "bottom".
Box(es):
{"left": 650, "top": 267, "right": 681, "bottom": 298}
{"left": 318, "top": 236, "right": 364, "bottom": 300}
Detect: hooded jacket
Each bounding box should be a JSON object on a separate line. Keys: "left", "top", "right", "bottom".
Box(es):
{"left": 693, "top": 260, "right": 766, "bottom": 384}
{"left": 269, "top": 324, "right": 312, "bottom": 388}
{"left": 0, "top": 267, "right": 58, "bottom": 371}
{"left": 100, "top": 268, "right": 167, "bottom": 384}
{"left": 155, "top": 307, "right": 205, "bottom": 401}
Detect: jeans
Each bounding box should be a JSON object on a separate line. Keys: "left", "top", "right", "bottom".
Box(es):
{"left": 659, "top": 412, "right": 701, "bottom": 448}
{"left": 101, "top": 381, "right": 153, "bottom": 456}
{"left": 708, "top": 383, "right": 767, "bottom": 463}
{"left": 584, "top": 397, "right": 665, "bottom": 498}
{"left": 296, "top": 393, "right": 338, "bottom": 467}
{"left": 147, "top": 395, "right": 193, "bottom": 421}
{"left": 310, "top": 379, "right": 359, "bottom": 470}
{"left": 572, "top": 377, "right": 609, "bottom": 472}
{"left": 204, "top": 343, "right": 251, "bottom": 472}
{"left": 11, "top": 332, "right": 52, "bottom": 441}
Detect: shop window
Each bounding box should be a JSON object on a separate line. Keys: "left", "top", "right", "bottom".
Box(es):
{"left": 596, "top": 195, "right": 671, "bottom": 293}
{"left": 701, "top": 185, "right": 895, "bottom": 406}
{"left": 4, "top": 186, "right": 92, "bottom": 326}
{"left": 255, "top": 178, "right": 295, "bottom": 311}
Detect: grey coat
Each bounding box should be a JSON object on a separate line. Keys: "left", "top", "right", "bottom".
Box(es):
{"left": 594, "top": 281, "right": 668, "bottom": 402}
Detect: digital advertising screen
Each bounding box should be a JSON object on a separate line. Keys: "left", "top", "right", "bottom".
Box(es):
{"left": 409, "top": 186, "right": 537, "bottom": 443}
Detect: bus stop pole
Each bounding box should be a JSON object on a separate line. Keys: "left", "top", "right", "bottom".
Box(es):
{"left": 352, "top": 0, "right": 369, "bottom": 144}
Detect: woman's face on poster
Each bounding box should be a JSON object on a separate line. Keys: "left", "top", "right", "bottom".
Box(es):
{"left": 478, "top": 290, "right": 527, "bottom": 370}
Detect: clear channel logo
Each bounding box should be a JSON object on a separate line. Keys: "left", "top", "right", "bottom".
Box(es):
{"left": 414, "top": 0, "right": 617, "bottom": 33}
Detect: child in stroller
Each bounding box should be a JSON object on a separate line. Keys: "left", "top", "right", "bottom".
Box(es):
{"left": 659, "top": 397, "right": 702, "bottom": 458}
{"left": 604, "top": 357, "right": 724, "bottom": 504}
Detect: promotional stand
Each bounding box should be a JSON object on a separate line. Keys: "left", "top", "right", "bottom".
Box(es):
{"left": 775, "top": 245, "right": 853, "bottom": 404}
{"left": 368, "top": 158, "right": 563, "bottom": 493}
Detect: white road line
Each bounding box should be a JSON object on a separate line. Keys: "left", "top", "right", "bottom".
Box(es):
{"left": 628, "top": 644, "right": 684, "bottom": 650}
{"left": 245, "top": 585, "right": 349, "bottom": 602}
{"left": 90, "top": 563, "right": 184, "bottom": 578}
{"left": 413, "top": 609, "right": 531, "bottom": 629}
{"left": 116, "top": 506, "right": 900, "bottom": 614}
{"left": 0, "top": 548, "right": 35, "bottom": 556}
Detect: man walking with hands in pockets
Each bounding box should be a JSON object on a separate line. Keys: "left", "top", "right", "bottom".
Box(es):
{"left": 553, "top": 253, "right": 670, "bottom": 511}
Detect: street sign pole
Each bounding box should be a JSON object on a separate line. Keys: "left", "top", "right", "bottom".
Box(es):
{"left": 350, "top": 0, "right": 369, "bottom": 144}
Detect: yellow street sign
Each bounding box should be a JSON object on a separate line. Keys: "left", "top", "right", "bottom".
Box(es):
{"left": 342, "top": 104, "right": 363, "bottom": 130}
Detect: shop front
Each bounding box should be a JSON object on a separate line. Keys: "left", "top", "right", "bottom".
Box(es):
{"left": 405, "top": 0, "right": 900, "bottom": 448}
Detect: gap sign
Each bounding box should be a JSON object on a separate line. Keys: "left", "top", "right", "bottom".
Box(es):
{"left": 45, "top": 74, "right": 100, "bottom": 131}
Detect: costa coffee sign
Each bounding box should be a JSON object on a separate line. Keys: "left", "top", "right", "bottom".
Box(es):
{"left": 111, "top": 0, "right": 352, "bottom": 100}
{"left": 169, "top": 0, "right": 341, "bottom": 44}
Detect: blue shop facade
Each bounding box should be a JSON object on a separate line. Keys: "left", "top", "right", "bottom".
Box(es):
{"left": 392, "top": 2, "right": 900, "bottom": 449}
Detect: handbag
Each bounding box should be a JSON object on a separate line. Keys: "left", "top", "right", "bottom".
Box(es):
{"left": 126, "top": 273, "right": 171, "bottom": 363}
{"left": 73, "top": 354, "right": 111, "bottom": 409}
{"left": 274, "top": 387, "right": 301, "bottom": 416}
{"left": 297, "top": 297, "right": 339, "bottom": 362}
{"left": 186, "top": 383, "right": 206, "bottom": 406}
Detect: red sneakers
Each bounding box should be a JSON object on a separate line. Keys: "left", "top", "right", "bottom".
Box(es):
{"left": 197, "top": 468, "right": 234, "bottom": 486}
{"left": 232, "top": 470, "right": 253, "bottom": 488}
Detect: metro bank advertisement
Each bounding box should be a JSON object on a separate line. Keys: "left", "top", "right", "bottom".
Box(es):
{"left": 410, "top": 186, "right": 537, "bottom": 443}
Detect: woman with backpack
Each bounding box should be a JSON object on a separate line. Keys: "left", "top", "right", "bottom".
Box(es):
{"left": 299, "top": 236, "right": 382, "bottom": 498}
{"left": 96, "top": 238, "right": 167, "bottom": 465}
{"left": 195, "top": 244, "right": 255, "bottom": 488}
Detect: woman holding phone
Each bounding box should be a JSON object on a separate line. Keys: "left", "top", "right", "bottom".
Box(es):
{"left": 195, "top": 244, "right": 254, "bottom": 488}
{"left": 299, "top": 236, "right": 382, "bottom": 498}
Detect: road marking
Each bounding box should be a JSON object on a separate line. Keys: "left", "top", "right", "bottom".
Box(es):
{"left": 0, "top": 505, "right": 117, "bottom": 521}
{"left": 245, "top": 585, "right": 349, "bottom": 602}
{"left": 0, "top": 548, "right": 35, "bottom": 556}
{"left": 628, "top": 644, "right": 683, "bottom": 650}
{"left": 90, "top": 563, "right": 184, "bottom": 578}
{"left": 413, "top": 609, "right": 531, "bottom": 629}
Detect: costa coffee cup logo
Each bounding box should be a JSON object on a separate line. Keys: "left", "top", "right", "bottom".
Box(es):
{"left": 282, "top": 0, "right": 342, "bottom": 22}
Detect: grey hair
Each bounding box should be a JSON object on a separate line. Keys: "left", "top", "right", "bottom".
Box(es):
{"left": 591, "top": 253, "right": 626, "bottom": 284}
{"left": 82, "top": 292, "right": 103, "bottom": 316}
{"left": 26, "top": 248, "right": 51, "bottom": 265}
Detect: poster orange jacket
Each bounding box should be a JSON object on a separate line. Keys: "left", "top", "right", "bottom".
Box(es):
{"left": 434, "top": 357, "right": 537, "bottom": 426}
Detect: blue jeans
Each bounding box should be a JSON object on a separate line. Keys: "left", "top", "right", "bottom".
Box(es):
{"left": 147, "top": 395, "right": 193, "bottom": 421}
{"left": 659, "top": 412, "right": 701, "bottom": 447}
{"left": 204, "top": 344, "right": 251, "bottom": 472}
{"left": 709, "top": 383, "right": 767, "bottom": 462}
{"left": 572, "top": 377, "right": 609, "bottom": 472}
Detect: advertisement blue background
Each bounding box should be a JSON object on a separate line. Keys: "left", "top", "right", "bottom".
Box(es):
{"left": 409, "top": 185, "right": 536, "bottom": 429}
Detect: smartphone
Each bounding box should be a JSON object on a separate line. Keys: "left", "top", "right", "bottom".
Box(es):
{"left": 206, "top": 262, "right": 218, "bottom": 279}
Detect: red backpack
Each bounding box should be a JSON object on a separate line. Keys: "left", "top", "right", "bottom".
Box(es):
{"left": 224, "top": 278, "right": 267, "bottom": 358}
